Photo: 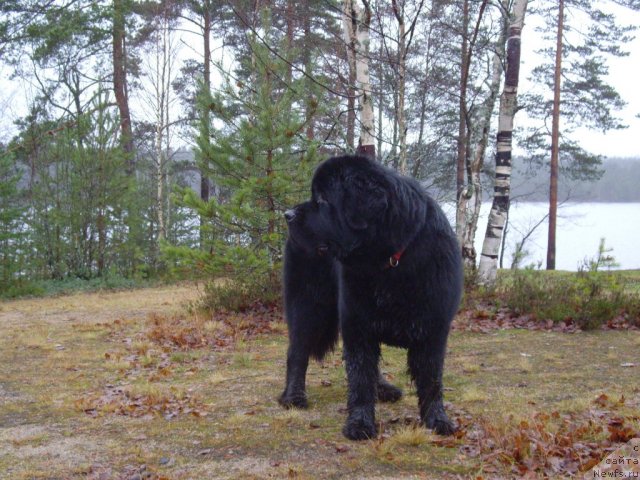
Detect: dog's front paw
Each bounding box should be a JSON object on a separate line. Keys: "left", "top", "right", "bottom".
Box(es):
{"left": 423, "top": 408, "right": 457, "bottom": 436}
{"left": 428, "top": 417, "right": 457, "bottom": 436}
{"left": 278, "top": 391, "right": 308, "bottom": 409}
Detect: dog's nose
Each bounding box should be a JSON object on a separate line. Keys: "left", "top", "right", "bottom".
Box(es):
{"left": 284, "top": 209, "right": 296, "bottom": 222}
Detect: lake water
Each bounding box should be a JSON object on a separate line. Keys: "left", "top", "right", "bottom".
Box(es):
{"left": 445, "top": 202, "right": 640, "bottom": 271}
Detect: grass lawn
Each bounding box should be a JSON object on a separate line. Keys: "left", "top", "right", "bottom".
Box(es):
{"left": 1, "top": 285, "right": 639, "bottom": 479}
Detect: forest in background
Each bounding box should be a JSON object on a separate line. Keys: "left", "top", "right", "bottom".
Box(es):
{"left": 510, "top": 156, "right": 640, "bottom": 203}
{"left": 1, "top": 0, "right": 639, "bottom": 296}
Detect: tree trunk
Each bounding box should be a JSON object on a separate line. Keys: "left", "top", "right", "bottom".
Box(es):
{"left": 460, "top": 0, "right": 509, "bottom": 269}
{"left": 201, "top": 1, "right": 211, "bottom": 205}
{"left": 392, "top": 0, "right": 407, "bottom": 173}
{"left": 199, "top": 0, "right": 212, "bottom": 250}
{"left": 477, "top": 0, "right": 528, "bottom": 286}
{"left": 156, "top": 23, "right": 166, "bottom": 242}
{"left": 377, "top": 50, "right": 383, "bottom": 159}
{"left": 356, "top": 0, "right": 374, "bottom": 157}
{"left": 344, "top": 0, "right": 375, "bottom": 158}
{"left": 156, "top": 145, "right": 165, "bottom": 242}
{"left": 455, "top": 0, "right": 490, "bottom": 255}
{"left": 455, "top": 0, "right": 470, "bottom": 246}
{"left": 343, "top": 0, "right": 357, "bottom": 151}
{"left": 546, "top": 0, "right": 564, "bottom": 270}
{"left": 302, "top": 0, "right": 315, "bottom": 140}
{"left": 112, "top": 0, "right": 134, "bottom": 171}
{"left": 152, "top": 7, "right": 174, "bottom": 244}
{"left": 413, "top": 25, "right": 434, "bottom": 178}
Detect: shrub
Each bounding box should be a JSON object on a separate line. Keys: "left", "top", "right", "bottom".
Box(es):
{"left": 0, "top": 281, "right": 45, "bottom": 299}
{"left": 196, "top": 273, "right": 282, "bottom": 313}
{"left": 498, "top": 240, "right": 640, "bottom": 329}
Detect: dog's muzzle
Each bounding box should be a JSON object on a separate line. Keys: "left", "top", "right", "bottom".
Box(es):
{"left": 284, "top": 209, "right": 296, "bottom": 223}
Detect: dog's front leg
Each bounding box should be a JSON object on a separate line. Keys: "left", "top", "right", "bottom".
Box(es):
{"left": 408, "top": 344, "right": 457, "bottom": 436}
{"left": 341, "top": 334, "right": 380, "bottom": 440}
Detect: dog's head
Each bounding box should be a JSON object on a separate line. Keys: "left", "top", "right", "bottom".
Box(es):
{"left": 286, "top": 155, "right": 418, "bottom": 264}
{"left": 284, "top": 200, "right": 335, "bottom": 257}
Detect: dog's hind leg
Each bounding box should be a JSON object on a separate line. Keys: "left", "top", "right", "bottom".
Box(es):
{"left": 279, "top": 314, "right": 338, "bottom": 408}
{"left": 278, "top": 308, "right": 339, "bottom": 409}
{"left": 279, "top": 242, "right": 338, "bottom": 409}
{"left": 377, "top": 371, "right": 403, "bottom": 403}
{"left": 279, "top": 340, "right": 311, "bottom": 409}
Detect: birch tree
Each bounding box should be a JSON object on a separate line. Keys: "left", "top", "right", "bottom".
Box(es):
{"left": 177, "top": 0, "right": 217, "bottom": 247}
{"left": 344, "top": 0, "right": 375, "bottom": 157}
{"left": 458, "top": 0, "right": 509, "bottom": 269}
{"left": 392, "top": 0, "right": 407, "bottom": 172}
{"left": 455, "top": 0, "right": 471, "bottom": 238}
{"left": 458, "top": 49, "right": 503, "bottom": 268}
{"left": 478, "top": 0, "right": 528, "bottom": 286}
{"left": 139, "top": 6, "right": 180, "bottom": 243}
{"left": 453, "top": 0, "right": 489, "bottom": 257}
{"left": 389, "top": 0, "right": 425, "bottom": 173}
{"left": 343, "top": 0, "right": 358, "bottom": 151}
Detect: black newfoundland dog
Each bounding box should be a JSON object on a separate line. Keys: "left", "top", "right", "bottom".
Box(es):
{"left": 278, "top": 155, "right": 463, "bottom": 440}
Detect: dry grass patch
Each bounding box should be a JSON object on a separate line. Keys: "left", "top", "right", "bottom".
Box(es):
{"left": 518, "top": 356, "right": 533, "bottom": 373}
{"left": 387, "top": 425, "right": 432, "bottom": 447}
{"left": 1, "top": 285, "right": 639, "bottom": 479}
{"left": 460, "top": 386, "right": 489, "bottom": 403}
{"left": 6, "top": 428, "right": 49, "bottom": 448}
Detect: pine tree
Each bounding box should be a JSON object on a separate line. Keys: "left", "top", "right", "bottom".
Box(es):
{"left": 521, "top": 0, "right": 638, "bottom": 269}
{"left": 10, "top": 90, "right": 134, "bottom": 281}
{"left": 164, "top": 21, "right": 320, "bottom": 290}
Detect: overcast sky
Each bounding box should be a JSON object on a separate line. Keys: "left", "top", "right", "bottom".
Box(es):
{"left": 1, "top": 5, "right": 639, "bottom": 159}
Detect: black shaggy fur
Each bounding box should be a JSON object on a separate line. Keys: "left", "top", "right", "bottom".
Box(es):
{"left": 278, "top": 155, "right": 463, "bottom": 440}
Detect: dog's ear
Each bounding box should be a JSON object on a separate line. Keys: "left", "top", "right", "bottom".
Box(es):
{"left": 344, "top": 175, "right": 388, "bottom": 230}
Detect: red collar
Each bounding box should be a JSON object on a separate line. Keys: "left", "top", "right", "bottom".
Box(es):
{"left": 388, "top": 248, "right": 405, "bottom": 268}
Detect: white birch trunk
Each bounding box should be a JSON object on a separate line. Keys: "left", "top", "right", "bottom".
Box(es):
{"left": 343, "top": 0, "right": 358, "bottom": 151}
{"left": 148, "top": 11, "right": 177, "bottom": 244}
{"left": 342, "top": 1, "right": 358, "bottom": 96}
{"left": 477, "top": 0, "right": 528, "bottom": 286}
{"left": 461, "top": 1, "right": 509, "bottom": 269}
{"left": 392, "top": 0, "right": 407, "bottom": 173}
{"left": 343, "top": 0, "right": 375, "bottom": 157}
{"left": 455, "top": 0, "right": 470, "bottom": 248}
{"left": 155, "top": 24, "right": 168, "bottom": 242}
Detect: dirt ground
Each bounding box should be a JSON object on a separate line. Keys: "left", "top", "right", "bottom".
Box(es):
{"left": 1, "top": 285, "right": 639, "bottom": 479}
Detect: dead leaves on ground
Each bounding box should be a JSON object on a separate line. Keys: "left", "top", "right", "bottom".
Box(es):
{"left": 76, "top": 306, "right": 640, "bottom": 478}
{"left": 435, "top": 393, "right": 639, "bottom": 478}
{"left": 76, "top": 384, "right": 208, "bottom": 419}
{"left": 145, "top": 306, "right": 279, "bottom": 351}
{"left": 78, "top": 306, "right": 281, "bottom": 421}
{"left": 455, "top": 304, "right": 640, "bottom": 333}
{"left": 101, "top": 301, "right": 281, "bottom": 354}
{"left": 454, "top": 306, "right": 583, "bottom": 333}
